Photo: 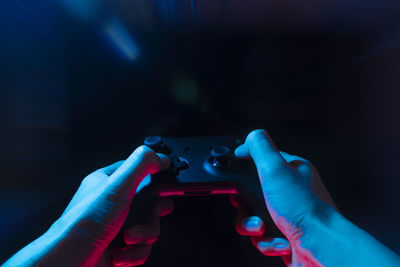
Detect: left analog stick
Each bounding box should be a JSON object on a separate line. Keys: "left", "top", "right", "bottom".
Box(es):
{"left": 210, "top": 146, "right": 232, "bottom": 167}
{"left": 144, "top": 136, "right": 163, "bottom": 151}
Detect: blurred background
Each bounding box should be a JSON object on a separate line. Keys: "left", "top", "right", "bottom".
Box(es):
{"left": 1, "top": 0, "right": 400, "bottom": 266}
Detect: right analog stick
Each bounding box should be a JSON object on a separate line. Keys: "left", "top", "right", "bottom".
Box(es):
{"left": 210, "top": 146, "right": 232, "bottom": 167}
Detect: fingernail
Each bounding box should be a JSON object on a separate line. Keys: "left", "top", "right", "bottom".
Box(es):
{"left": 258, "top": 241, "right": 273, "bottom": 249}
{"left": 274, "top": 243, "right": 289, "bottom": 249}
{"left": 244, "top": 216, "right": 262, "bottom": 231}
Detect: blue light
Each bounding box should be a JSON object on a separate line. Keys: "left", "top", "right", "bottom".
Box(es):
{"left": 136, "top": 174, "right": 151, "bottom": 193}
{"left": 103, "top": 18, "right": 140, "bottom": 61}
{"left": 62, "top": 0, "right": 102, "bottom": 21}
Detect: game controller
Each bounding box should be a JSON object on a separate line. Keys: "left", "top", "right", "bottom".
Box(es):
{"left": 114, "top": 135, "right": 281, "bottom": 245}
{"left": 144, "top": 135, "right": 264, "bottom": 202}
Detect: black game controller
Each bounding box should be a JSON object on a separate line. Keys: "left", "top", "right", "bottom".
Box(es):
{"left": 114, "top": 136, "right": 281, "bottom": 245}
{"left": 144, "top": 136, "right": 265, "bottom": 204}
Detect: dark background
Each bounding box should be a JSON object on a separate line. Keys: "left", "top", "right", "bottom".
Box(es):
{"left": 1, "top": 0, "right": 400, "bottom": 266}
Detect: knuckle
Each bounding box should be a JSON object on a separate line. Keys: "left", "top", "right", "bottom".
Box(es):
{"left": 297, "top": 161, "right": 315, "bottom": 177}
{"left": 302, "top": 163, "right": 312, "bottom": 172}
{"left": 134, "top": 146, "right": 160, "bottom": 167}
{"left": 135, "top": 145, "right": 154, "bottom": 157}
{"left": 138, "top": 146, "right": 156, "bottom": 160}
{"left": 258, "top": 158, "right": 290, "bottom": 175}
{"left": 80, "top": 174, "right": 96, "bottom": 187}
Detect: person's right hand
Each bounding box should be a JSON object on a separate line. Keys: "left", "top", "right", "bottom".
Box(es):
{"left": 233, "top": 129, "right": 337, "bottom": 266}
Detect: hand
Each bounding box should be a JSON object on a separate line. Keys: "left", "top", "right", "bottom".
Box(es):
{"left": 233, "top": 129, "right": 337, "bottom": 266}
{"left": 98, "top": 198, "right": 174, "bottom": 267}
{"left": 4, "top": 145, "right": 171, "bottom": 267}
{"left": 229, "top": 195, "right": 292, "bottom": 257}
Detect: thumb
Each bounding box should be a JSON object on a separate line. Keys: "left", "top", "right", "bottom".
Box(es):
{"left": 107, "top": 145, "right": 170, "bottom": 198}
{"left": 242, "top": 130, "right": 292, "bottom": 183}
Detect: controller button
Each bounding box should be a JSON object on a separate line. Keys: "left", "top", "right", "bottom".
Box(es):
{"left": 211, "top": 146, "right": 230, "bottom": 159}
{"left": 173, "top": 157, "right": 189, "bottom": 174}
{"left": 210, "top": 146, "right": 232, "bottom": 167}
{"left": 144, "top": 136, "right": 163, "bottom": 150}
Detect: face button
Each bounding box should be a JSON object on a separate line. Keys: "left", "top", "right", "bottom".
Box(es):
{"left": 172, "top": 157, "right": 189, "bottom": 174}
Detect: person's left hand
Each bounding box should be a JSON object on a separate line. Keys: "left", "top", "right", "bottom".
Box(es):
{"left": 4, "top": 145, "right": 171, "bottom": 267}
{"left": 98, "top": 198, "right": 174, "bottom": 267}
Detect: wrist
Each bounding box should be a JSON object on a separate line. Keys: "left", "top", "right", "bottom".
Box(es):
{"left": 25, "top": 216, "right": 105, "bottom": 267}
{"left": 287, "top": 202, "right": 341, "bottom": 266}
{"left": 3, "top": 220, "right": 67, "bottom": 267}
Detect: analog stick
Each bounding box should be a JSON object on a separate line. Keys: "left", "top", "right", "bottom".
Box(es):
{"left": 210, "top": 146, "right": 232, "bottom": 167}
{"left": 144, "top": 136, "right": 164, "bottom": 151}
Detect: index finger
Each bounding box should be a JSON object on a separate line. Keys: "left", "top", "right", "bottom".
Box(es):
{"left": 107, "top": 146, "right": 170, "bottom": 199}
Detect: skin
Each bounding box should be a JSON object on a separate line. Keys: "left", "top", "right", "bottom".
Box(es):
{"left": 3, "top": 146, "right": 173, "bottom": 267}
{"left": 4, "top": 130, "right": 400, "bottom": 266}
{"left": 232, "top": 129, "right": 400, "bottom": 266}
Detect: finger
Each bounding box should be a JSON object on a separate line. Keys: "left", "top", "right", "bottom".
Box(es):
{"left": 229, "top": 195, "right": 241, "bottom": 209}
{"left": 230, "top": 196, "right": 265, "bottom": 236}
{"left": 124, "top": 199, "right": 173, "bottom": 245}
{"left": 62, "top": 161, "right": 126, "bottom": 215}
{"left": 156, "top": 153, "right": 171, "bottom": 171}
{"left": 279, "top": 151, "right": 312, "bottom": 171}
{"left": 98, "top": 161, "right": 125, "bottom": 176}
{"left": 245, "top": 129, "right": 291, "bottom": 180}
{"left": 281, "top": 254, "right": 292, "bottom": 266}
{"left": 153, "top": 198, "right": 174, "bottom": 218}
{"left": 235, "top": 148, "right": 308, "bottom": 166}
{"left": 112, "top": 244, "right": 152, "bottom": 267}
{"left": 279, "top": 151, "right": 310, "bottom": 165}
{"left": 278, "top": 152, "right": 338, "bottom": 210}
{"left": 124, "top": 222, "right": 160, "bottom": 245}
{"left": 107, "top": 146, "right": 171, "bottom": 198}
{"left": 251, "top": 236, "right": 291, "bottom": 256}
{"left": 236, "top": 214, "right": 265, "bottom": 236}
{"left": 234, "top": 144, "right": 250, "bottom": 159}
{"left": 235, "top": 142, "right": 306, "bottom": 164}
